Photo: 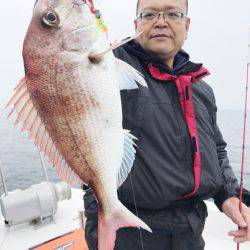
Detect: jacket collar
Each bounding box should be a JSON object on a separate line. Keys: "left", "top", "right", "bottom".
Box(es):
{"left": 122, "top": 40, "right": 204, "bottom": 76}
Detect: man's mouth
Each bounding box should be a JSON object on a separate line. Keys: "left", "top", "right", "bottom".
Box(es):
{"left": 150, "top": 34, "right": 171, "bottom": 39}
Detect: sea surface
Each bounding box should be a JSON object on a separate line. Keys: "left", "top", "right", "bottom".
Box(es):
{"left": 0, "top": 109, "right": 250, "bottom": 196}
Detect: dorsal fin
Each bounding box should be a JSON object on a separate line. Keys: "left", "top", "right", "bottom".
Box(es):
{"left": 6, "top": 77, "right": 83, "bottom": 186}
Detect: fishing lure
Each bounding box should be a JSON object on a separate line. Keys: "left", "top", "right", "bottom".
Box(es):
{"left": 82, "top": 0, "right": 108, "bottom": 32}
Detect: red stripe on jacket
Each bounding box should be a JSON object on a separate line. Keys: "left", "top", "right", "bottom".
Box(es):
{"left": 148, "top": 64, "right": 210, "bottom": 199}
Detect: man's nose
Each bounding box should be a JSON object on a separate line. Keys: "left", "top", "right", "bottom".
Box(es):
{"left": 154, "top": 15, "right": 169, "bottom": 27}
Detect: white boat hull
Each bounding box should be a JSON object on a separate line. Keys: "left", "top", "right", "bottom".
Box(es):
{"left": 0, "top": 188, "right": 250, "bottom": 249}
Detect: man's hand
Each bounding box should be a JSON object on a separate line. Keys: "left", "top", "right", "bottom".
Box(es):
{"left": 222, "top": 196, "right": 250, "bottom": 243}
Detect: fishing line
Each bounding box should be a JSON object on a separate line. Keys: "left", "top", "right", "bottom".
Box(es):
{"left": 129, "top": 174, "right": 145, "bottom": 250}
{"left": 82, "top": 1, "right": 144, "bottom": 248}
{"left": 0, "top": 228, "right": 10, "bottom": 249}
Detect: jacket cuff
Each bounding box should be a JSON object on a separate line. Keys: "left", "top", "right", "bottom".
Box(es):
{"left": 213, "top": 186, "right": 250, "bottom": 212}
{"left": 238, "top": 188, "right": 250, "bottom": 207}
{"left": 213, "top": 186, "right": 238, "bottom": 212}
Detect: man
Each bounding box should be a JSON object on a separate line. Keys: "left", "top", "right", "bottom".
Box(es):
{"left": 83, "top": 0, "right": 250, "bottom": 249}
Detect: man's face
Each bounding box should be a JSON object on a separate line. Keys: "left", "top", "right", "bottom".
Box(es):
{"left": 135, "top": 0, "right": 190, "bottom": 61}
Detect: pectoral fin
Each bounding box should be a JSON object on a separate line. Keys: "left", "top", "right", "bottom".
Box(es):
{"left": 116, "top": 58, "right": 147, "bottom": 90}
{"left": 117, "top": 130, "right": 137, "bottom": 187}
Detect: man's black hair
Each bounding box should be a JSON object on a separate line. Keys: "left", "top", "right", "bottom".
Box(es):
{"left": 136, "top": 0, "right": 189, "bottom": 15}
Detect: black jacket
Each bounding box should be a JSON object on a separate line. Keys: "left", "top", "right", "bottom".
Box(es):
{"left": 115, "top": 41, "right": 242, "bottom": 210}
{"left": 83, "top": 41, "right": 250, "bottom": 239}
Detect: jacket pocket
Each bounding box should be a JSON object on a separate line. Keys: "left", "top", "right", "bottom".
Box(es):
{"left": 199, "top": 149, "right": 223, "bottom": 199}
{"left": 195, "top": 108, "right": 215, "bottom": 141}
{"left": 121, "top": 90, "right": 149, "bottom": 139}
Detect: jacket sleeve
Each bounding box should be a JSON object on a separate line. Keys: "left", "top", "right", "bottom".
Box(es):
{"left": 211, "top": 93, "right": 250, "bottom": 211}
{"left": 212, "top": 121, "right": 239, "bottom": 211}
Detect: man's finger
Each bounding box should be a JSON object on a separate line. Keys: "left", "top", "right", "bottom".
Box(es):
{"left": 242, "top": 212, "right": 250, "bottom": 240}
{"left": 229, "top": 229, "right": 247, "bottom": 237}
{"left": 234, "top": 236, "right": 248, "bottom": 243}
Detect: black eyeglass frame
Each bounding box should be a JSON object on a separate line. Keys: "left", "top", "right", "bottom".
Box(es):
{"left": 137, "top": 11, "right": 187, "bottom": 21}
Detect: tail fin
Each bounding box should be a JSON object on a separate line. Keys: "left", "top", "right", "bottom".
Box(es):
{"left": 98, "top": 204, "right": 152, "bottom": 250}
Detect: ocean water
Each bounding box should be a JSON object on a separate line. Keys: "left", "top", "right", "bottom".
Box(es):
{"left": 0, "top": 109, "right": 250, "bottom": 196}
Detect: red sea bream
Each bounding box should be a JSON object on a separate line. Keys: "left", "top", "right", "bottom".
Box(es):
{"left": 6, "top": 0, "right": 151, "bottom": 249}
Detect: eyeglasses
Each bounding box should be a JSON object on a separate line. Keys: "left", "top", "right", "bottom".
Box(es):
{"left": 137, "top": 10, "right": 186, "bottom": 22}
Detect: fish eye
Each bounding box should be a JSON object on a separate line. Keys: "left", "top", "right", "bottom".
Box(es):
{"left": 42, "top": 11, "right": 59, "bottom": 28}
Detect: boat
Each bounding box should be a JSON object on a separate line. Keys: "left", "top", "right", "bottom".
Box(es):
{"left": 0, "top": 182, "right": 88, "bottom": 250}
{"left": 1, "top": 184, "right": 250, "bottom": 250}
{"left": 1, "top": 153, "right": 250, "bottom": 250}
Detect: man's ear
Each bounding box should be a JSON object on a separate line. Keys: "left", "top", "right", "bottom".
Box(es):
{"left": 185, "top": 17, "right": 190, "bottom": 40}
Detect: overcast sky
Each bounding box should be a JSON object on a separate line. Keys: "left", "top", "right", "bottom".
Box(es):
{"left": 0, "top": 0, "right": 250, "bottom": 110}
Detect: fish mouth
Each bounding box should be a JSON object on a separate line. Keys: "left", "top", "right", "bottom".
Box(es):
{"left": 73, "top": 0, "right": 84, "bottom": 7}
{"left": 73, "top": 0, "right": 93, "bottom": 9}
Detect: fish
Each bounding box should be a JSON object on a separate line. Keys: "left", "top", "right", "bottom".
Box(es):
{"left": 6, "top": 0, "right": 151, "bottom": 249}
